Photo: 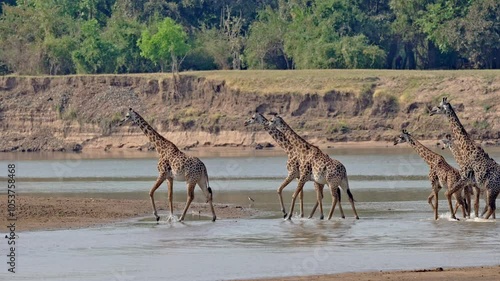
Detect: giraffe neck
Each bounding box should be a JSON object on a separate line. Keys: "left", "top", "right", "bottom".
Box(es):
{"left": 445, "top": 106, "right": 480, "bottom": 160}
{"left": 133, "top": 113, "right": 179, "bottom": 155}
{"left": 447, "top": 143, "right": 466, "bottom": 167}
{"left": 278, "top": 120, "right": 312, "bottom": 153}
{"left": 406, "top": 135, "right": 441, "bottom": 166}
{"left": 263, "top": 123, "right": 294, "bottom": 154}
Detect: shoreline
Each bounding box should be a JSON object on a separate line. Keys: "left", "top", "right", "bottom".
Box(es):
{"left": 238, "top": 265, "right": 500, "bottom": 281}
{"left": 4, "top": 139, "right": 499, "bottom": 159}
{"left": 0, "top": 195, "right": 264, "bottom": 232}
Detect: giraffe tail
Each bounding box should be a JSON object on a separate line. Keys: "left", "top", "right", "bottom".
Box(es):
{"left": 203, "top": 166, "right": 213, "bottom": 202}
{"left": 342, "top": 178, "right": 356, "bottom": 203}
{"left": 346, "top": 188, "right": 356, "bottom": 203}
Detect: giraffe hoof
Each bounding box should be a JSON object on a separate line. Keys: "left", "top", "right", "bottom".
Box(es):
{"left": 319, "top": 215, "right": 324, "bottom": 220}
{"left": 212, "top": 216, "right": 216, "bottom": 222}
{"left": 355, "top": 216, "right": 360, "bottom": 220}
{"left": 283, "top": 213, "right": 288, "bottom": 219}
{"left": 156, "top": 216, "right": 160, "bottom": 222}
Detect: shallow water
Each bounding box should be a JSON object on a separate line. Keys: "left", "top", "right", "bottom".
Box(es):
{"left": 1, "top": 147, "right": 500, "bottom": 281}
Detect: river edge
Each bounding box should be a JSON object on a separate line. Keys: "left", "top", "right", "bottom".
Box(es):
{"left": 3, "top": 194, "right": 498, "bottom": 281}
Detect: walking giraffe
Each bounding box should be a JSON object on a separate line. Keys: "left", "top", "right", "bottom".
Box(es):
{"left": 394, "top": 130, "right": 469, "bottom": 220}
{"left": 438, "top": 134, "right": 487, "bottom": 218}
{"left": 268, "top": 115, "right": 359, "bottom": 220}
{"left": 119, "top": 108, "right": 216, "bottom": 222}
{"left": 244, "top": 113, "right": 326, "bottom": 218}
{"left": 430, "top": 97, "right": 500, "bottom": 219}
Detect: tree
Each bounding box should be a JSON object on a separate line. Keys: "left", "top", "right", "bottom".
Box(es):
{"left": 0, "top": 4, "right": 44, "bottom": 74}
{"left": 196, "top": 26, "right": 231, "bottom": 69}
{"left": 336, "top": 35, "right": 386, "bottom": 68}
{"left": 137, "top": 17, "right": 190, "bottom": 74}
{"left": 245, "top": 6, "right": 289, "bottom": 69}
{"left": 103, "top": 8, "right": 152, "bottom": 73}
{"left": 44, "top": 35, "right": 77, "bottom": 75}
{"left": 72, "top": 19, "right": 116, "bottom": 73}
{"left": 389, "top": 0, "right": 430, "bottom": 69}
{"left": 418, "top": 0, "right": 499, "bottom": 68}
{"left": 450, "top": 0, "right": 499, "bottom": 68}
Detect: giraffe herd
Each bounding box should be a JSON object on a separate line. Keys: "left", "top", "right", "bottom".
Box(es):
{"left": 120, "top": 97, "right": 498, "bottom": 222}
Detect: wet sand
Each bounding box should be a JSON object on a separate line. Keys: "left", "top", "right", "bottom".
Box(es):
{"left": 3, "top": 194, "right": 498, "bottom": 280}
{"left": 0, "top": 195, "right": 262, "bottom": 231}
{"left": 241, "top": 266, "right": 500, "bottom": 281}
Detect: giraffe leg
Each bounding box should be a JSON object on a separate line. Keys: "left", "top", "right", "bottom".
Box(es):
{"left": 198, "top": 176, "right": 216, "bottom": 222}
{"left": 445, "top": 189, "right": 460, "bottom": 220}
{"left": 434, "top": 190, "right": 440, "bottom": 220}
{"left": 149, "top": 173, "right": 167, "bottom": 222}
{"left": 206, "top": 187, "right": 216, "bottom": 222}
{"left": 343, "top": 178, "right": 359, "bottom": 219}
{"left": 452, "top": 191, "right": 466, "bottom": 219}
{"left": 445, "top": 181, "right": 465, "bottom": 220}
{"left": 299, "top": 189, "right": 305, "bottom": 218}
{"left": 473, "top": 185, "right": 480, "bottom": 218}
{"left": 464, "top": 185, "right": 472, "bottom": 218}
{"left": 277, "top": 174, "right": 295, "bottom": 218}
{"left": 308, "top": 183, "right": 324, "bottom": 219}
{"left": 427, "top": 192, "right": 436, "bottom": 211}
{"left": 179, "top": 183, "right": 196, "bottom": 222}
{"left": 427, "top": 175, "right": 441, "bottom": 220}
{"left": 167, "top": 177, "right": 174, "bottom": 217}
{"left": 483, "top": 189, "right": 498, "bottom": 220}
{"left": 327, "top": 186, "right": 342, "bottom": 220}
{"left": 458, "top": 195, "right": 467, "bottom": 219}
{"left": 286, "top": 176, "right": 308, "bottom": 220}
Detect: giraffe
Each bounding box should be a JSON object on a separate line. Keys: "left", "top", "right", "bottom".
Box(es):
{"left": 393, "top": 130, "right": 469, "bottom": 220}
{"left": 120, "top": 108, "right": 216, "bottom": 222}
{"left": 268, "top": 115, "right": 359, "bottom": 220}
{"left": 430, "top": 97, "right": 500, "bottom": 219}
{"left": 438, "top": 134, "right": 479, "bottom": 217}
{"left": 244, "top": 113, "right": 325, "bottom": 218}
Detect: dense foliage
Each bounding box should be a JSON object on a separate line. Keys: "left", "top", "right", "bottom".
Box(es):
{"left": 0, "top": 0, "right": 498, "bottom": 75}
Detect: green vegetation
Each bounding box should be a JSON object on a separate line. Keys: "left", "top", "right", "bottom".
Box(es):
{"left": 0, "top": 0, "right": 498, "bottom": 76}
{"left": 473, "top": 120, "right": 490, "bottom": 130}
{"left": 137, "top": 17, "right": 189, "bottom": 73}
{"left": 327, "top": 120, "right": 351, "bottom": 134}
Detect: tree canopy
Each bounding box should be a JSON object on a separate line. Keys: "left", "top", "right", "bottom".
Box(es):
{"left": 0, "top": 0, "right": 498, "bottom": 75}
{"left": 137, "top": 17, "right": 190, "bottom": 73}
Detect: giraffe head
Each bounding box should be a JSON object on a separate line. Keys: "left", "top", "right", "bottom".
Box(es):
{"left": 244, "top": 113, "right": 268, "bottom": 127}
{"left": 429, "top": 97, "right": 452, "bottom": 116}
{"left": 267, "top": 114, "right": 287, "bottom": 131}
{"left": 118, "top": 108, "right": 140, "bottom": 126}
{"left": 393, "top": 129, "right": 415, "bottom": 146}
{"left": 437, "top": 134, "right": 454, "bottom": 150}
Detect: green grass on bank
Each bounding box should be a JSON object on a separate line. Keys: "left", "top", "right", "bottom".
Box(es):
{"left": 4, "top": 69, "right": 499, "bottom": 97}
{"left": 187, "top": 69, "right": 499, "bottom": 96}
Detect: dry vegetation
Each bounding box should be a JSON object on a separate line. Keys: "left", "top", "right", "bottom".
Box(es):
{"left": 0, "top": 69, "right": 499, "bottom": 151}
{"left": 186, "top": 69, "right": 500, "bottom": 97}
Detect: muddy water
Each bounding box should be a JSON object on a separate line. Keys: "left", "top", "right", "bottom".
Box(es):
{"left": 2, "top": 147, "right": 500, "bottom": 281}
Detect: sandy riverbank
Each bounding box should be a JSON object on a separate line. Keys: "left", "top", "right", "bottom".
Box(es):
{"left": 239, "top": 266, "right": 500, "bottom": 281}
{"left": 0, "top": 195, "right": 261, "bottom": 231}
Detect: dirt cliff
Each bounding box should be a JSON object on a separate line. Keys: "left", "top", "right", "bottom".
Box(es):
{"left": 0, "top": 70, "right": 498, "bottom": 152}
